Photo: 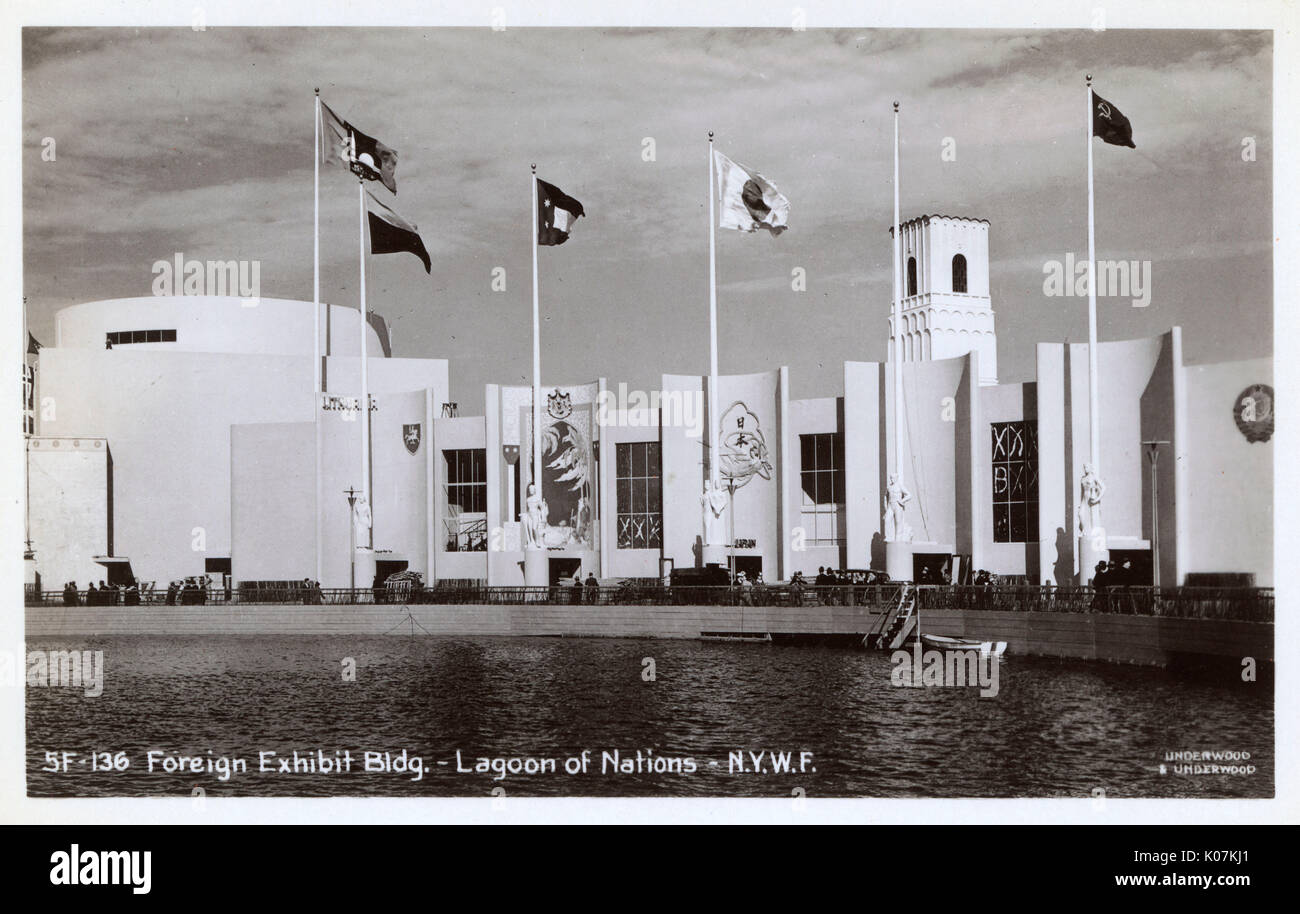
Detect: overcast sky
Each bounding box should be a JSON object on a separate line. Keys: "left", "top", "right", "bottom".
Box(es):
{"left": 22, "top": 27, "right": 1272, "bottom": 411}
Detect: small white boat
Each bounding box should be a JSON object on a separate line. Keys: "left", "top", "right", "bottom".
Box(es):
{"left": 920, "top": 633, "right": 1007, "bottom": 659}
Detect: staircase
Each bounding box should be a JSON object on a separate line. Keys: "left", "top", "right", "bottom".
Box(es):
{"left": 865, "top": 584, "right": 917, "bottom": 650}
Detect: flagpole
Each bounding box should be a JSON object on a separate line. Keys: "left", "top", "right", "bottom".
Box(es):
{"left": 892, "top": 101, "right": 903, "bottom": 486}
{"left": 313, "top": 89, "right": 321, "bottom": 396}
{"left": 531, "top": 165, "right": 542, "bottom": 503}
{"left": 313, "top": 88, "right": 323, "bottom": 585}
{"left": 707, "top": 131, "right": 719, "bottom": 492}
{"left": 358, "top": 174, "right": 372, "bottom": 549}
{"left": 1085, "top": 75, "right": 1100, "bottom": 482}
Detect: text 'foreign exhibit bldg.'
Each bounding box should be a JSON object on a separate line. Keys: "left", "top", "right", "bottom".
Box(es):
{"left": 24, "top": 215, "right": 1273, "bottom": 593}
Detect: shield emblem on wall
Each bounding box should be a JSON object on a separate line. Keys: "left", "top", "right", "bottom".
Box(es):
{"left": 403, "top": 423, "right": 421, "bottom": 455}
{"left": 547, "top": 389, "right": 573, "bottom": 420}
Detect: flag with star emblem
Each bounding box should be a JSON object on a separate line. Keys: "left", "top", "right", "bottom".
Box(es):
{"left": 537, "top": 178, "right": 585, "bottom": 245}
{"left": 1092, "top": 91, "right": 1136, "bottom": 149}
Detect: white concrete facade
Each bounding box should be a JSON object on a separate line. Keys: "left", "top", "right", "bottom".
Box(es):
{"left": 25, "top": 222, "right": 1273, "bottom": 591}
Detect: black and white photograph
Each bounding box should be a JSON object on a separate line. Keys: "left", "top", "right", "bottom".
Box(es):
{"left": 1, "top": 1, "right": 1295, "bottom": 842}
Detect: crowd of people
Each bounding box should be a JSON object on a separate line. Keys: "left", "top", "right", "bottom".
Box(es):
{"left": 1088, "top": 558, "right": 1145, "bottom": 613}
{"left": 164, "top": 578, "right": 212, "bottom": 605}
{"left": 61, "top": 580, "right": 141, "bottom": 606}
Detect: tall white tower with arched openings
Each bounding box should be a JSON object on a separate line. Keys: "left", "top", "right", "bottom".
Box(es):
{"left": 888, "top": 215, "right": 998, "bottom": 385}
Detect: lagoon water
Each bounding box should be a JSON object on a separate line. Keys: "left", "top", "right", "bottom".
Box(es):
{"left": 26, "top": 635, "right": 1272, "bottom": 798}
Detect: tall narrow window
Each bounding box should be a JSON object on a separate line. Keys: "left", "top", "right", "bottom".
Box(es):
{"left": 952, "top": 254, "right": 968, "bottom": 293}
{"left": 991, "top": 421, "right": 1038, "bottom": 543}
{"left": 907, "top": 256, "right": 918, "bottom": 297}
{"left": 444, "top": 448, "right": 487, "bottom": 551}
{"left": 616, "top": 441, "right": 662, "bottom": 549}
{"left": 799, "top": 433, "right": 846, "bottom": 546}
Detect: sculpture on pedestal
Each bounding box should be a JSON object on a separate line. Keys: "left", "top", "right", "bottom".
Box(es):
{"left": 522, "top": 483, "right": 548, "bottom": 550}
{"left": 701, "top": 479, "right": 728, "bottom": 546}
{"left": 883, "top": 473, "right": 913, "bottom": 543}
{"left": 1077, "top": 463, "right": 1105, "bottom": 538}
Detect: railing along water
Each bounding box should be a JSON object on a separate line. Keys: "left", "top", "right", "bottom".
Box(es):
{"left": 24, "top": 583, "right": 1273, "bottom": 622}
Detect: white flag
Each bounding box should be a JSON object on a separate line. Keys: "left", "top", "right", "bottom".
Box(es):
{"left": 713, "top": 149, "right": 789, "bottom": 235}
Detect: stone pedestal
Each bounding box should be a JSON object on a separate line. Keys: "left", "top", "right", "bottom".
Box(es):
{"left": 701, "top": 543, "right": 727, "bottom": 567}
{"left": 1079, "top": 535, "right": 1109, "bottom": 586}
{"left": 524, "top": 548, "right": 548, "bottom": 587}
{"left": 354, "top": 548, "right": 377, "bottom": 593}
{"left": 885, "top": 541, "right": 914, "bottom": 582}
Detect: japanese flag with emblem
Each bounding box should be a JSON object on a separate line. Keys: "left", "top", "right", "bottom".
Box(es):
{"left": 713, "top": 149, "right": 790, "bottom": 235}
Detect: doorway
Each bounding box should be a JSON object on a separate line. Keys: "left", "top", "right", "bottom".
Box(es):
{"left": 732, "top": 555, "right": 763, "bottom": 582}
{"left": 912, "top": 552, "right": 953, "bottom": 584}
{"left": 375, "top": 559, "right": 409, "bottom": 585}
{"left": 549, "top": 557, "right": 581, "bottom": 586}
{"left": 1107, "top": 549, "right": 1152, "bottom": 586}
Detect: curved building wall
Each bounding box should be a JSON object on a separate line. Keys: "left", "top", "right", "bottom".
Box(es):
{"left": 54, "top": 296, "right": 384, "bottom": 357}
{"left": 32, "top": 297, "right": 449, "bottom": 589}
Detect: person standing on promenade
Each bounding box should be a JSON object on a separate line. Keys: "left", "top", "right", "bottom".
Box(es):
{"left": 1090, "top": 561, "right": 1110, "bottom": 613}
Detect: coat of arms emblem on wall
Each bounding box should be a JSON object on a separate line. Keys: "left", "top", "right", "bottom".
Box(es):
{"left": 402, "top": 423, "right": 422, "bottom": 454}
{"left": 547, "top": 389, "right": 573, "bottom": 420}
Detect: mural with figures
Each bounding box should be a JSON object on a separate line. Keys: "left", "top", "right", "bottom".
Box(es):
{"left": 512, "top": 385, "right": 597, "bottom": 551}
{"left": 541, "top": 415, "right": 593, "bottom": 548}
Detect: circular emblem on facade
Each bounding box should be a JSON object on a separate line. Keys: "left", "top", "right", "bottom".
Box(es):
{"left": 1233, "top": 384, "right": 1274, "bottom": 443}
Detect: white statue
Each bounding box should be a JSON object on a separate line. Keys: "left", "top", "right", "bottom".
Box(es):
{"left": 522, "top": 483, "right": 547, "bottom": 550}
{"left": 701, "top": 479, "right": 728, "bottom": 545}
{"left": 883, "top": 473, "right": 913, "bottom": 543}
{"left": 352, "top": 496, "right": 372, "bottom": 537}
{"left": 1077, "top": 463, "right": 1105, "bottom": 537}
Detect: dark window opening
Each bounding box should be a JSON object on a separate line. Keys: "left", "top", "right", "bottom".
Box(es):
{"left": 616, "top": 441, "right": 662, "bottom": 549}
{"left": 799, "top": 432, "right": 845, "bottom": 545}
{"left": 991, "top": 421, "right": 1038, "bottom": 543}
{"left": 107, "top": 329, "right": 176, "bottom": 346}
{"left": 952, "top": 254, "right": 968, "bottom": 293}
{"left": 444, "top": 448, "right": 487, "bottom": 551}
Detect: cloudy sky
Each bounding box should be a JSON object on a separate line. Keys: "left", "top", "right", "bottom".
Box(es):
{"left": 22, "top": 27, "right": 1271, "bottom": 410}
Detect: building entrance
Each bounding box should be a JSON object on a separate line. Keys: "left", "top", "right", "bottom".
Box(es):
{"left": 549, "top": 557, "right": 581, "bottom": 585}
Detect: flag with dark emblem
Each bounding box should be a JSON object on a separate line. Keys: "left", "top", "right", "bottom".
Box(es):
{"left": 537, "top": 179, "right": 585, "bottom": 246}
{"left": 1092, "top": 91, "right": 1136, "bottom": 149}
{"left": 714, "top": 149, "right": 790, "bottom": 235}
{"left": 320, "top": 100, "right": 399, "bottom": 194}
{"left": 367, "top": 191, "right": 431, "bottom": 273}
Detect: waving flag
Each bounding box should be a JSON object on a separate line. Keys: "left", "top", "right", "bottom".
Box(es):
{"left": 1092, "top": 91, "right": 1136, "bottom": 149}
{"left": 714, "top": 149, "right": 789, "bottom": 235}
{"left": 367, "top": 191, "right": 431, "bottom": 273}
{"left": 537, "top": 179, "right": 585, "bottom": 245}
{"left": 320, "top": 100, "right": 399, "bottom": 194}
